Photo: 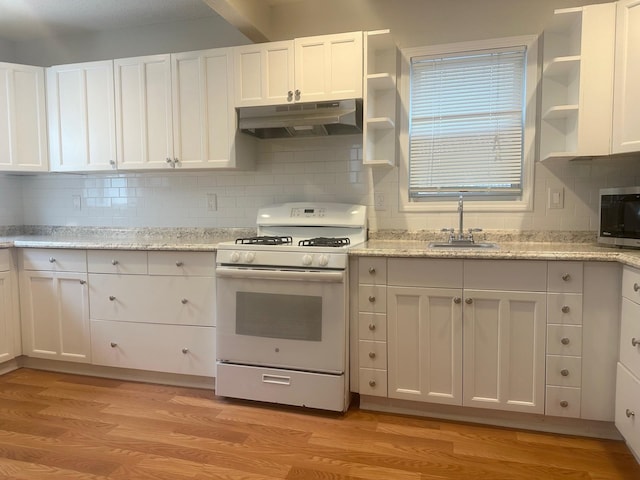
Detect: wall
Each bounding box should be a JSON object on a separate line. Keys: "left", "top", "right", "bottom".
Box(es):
{"left": 0, "top": 175, "right": 23, "bottom": 226}
{"left": 0, "top": 38, "right": 16, "bottom": 63}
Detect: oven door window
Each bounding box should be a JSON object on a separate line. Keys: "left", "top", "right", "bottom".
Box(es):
{"left": 236, "top": 292, "right": 322, "bottom": 341}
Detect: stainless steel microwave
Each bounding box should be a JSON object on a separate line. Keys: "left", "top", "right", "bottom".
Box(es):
{"left": 599, "top": 186, "right": 640, "bottom": 248}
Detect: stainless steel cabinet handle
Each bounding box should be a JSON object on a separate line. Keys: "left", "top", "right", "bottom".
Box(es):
{"left": 110, "top": 342, "right": 117, "bottom": 348}
{"left": 111, "top": 259, "right": 119, "bottom": 265}
{"left": 109, "top": 295, "right": 116, "bottom": 301}
{"left": 49, "top": 257, "right": 56, "bottom": 263}
{"left": 182, "top": 348, "right": 189, "bottom": 354}
{"left": 368, "top": 266, "right": 376, "bottom": 274}
{"left": 561, "top": 305, "right": 570, "bottom": 313}
{"left": 465, "top": 298, "right": 473, "bottom": 304}
{"left": 368, "top": 352, "right": 376, "bottom": 359}
{"left": 181, "top": 298, "right": 188, "bottom": 304}
{"left": 561, "top": 337, "right": 570, "bottom": 345}
{"left": 626, "top": 409, "right": 635, "bottom": 418}
{"left": 176, "top": 261, "right": 184, "bottom": 267}
{"left": 632, "top": 338, "right": 640, "bottom": 347}
{"left": 634, "top": 283, "right": 640, "bottom": 292}
{"left": 368, "top": 324, "right": 376, "bottom": 331}
{"left": 453, "top": 297, "right": 462, "bottom": 304}
{"left": 560, "top": 401, "right": 569, "bottom": 408}
{"left": 368, "top": 380, "right": 376, "bottom": 387}
{"left": 560, "top": 369, "right": 569, "bottom": 377}
{"left": 368, "top": 295, "right": 376, "bottom": 303}
{"left": 561, "top": 273, "right": 571, "bottom": 281}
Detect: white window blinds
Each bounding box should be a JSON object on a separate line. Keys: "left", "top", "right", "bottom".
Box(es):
{"left": 409, "top": 46, "right": 526, "bottom": 198}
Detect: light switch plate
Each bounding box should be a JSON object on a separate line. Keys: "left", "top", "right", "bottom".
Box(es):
{"left": 548, "top": 187, "right": 564, "bottom": 209}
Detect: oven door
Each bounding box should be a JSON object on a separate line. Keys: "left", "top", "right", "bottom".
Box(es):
{"left": 215, "top": 266, "right": 347, "bottom": 374}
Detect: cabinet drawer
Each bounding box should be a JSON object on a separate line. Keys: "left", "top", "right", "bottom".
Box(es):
{"left": 21, "top": 248, "right": 87, "bottom": 272}
{"left": 88, "top": 250, "right": 148, "bottom": 274}
{"left": 359, "top": 368, "right": 387, "bottom": 397}
{"left": 358, "top": 340, "right": 387, "bottom": 370}
{"left": 620, "top": 297, "right": 640, "bottom": 379}
{"left": 547, "top": 293, "right": 583, "bottom": 325}
{"left": 547, "top": 325, "right": 582, "bottom": 356}
{"left": 358, "top": 313, "right": 387, "bottom": 342}
{"left": 89, "top": 274, "right": 215, "bottom": 326}
{"left": 622, "top": 266, "right": 640, "bottom": 304}
{"left": 0, "top": 249, "right": 9, "bottom": 271}
{"left": 548, "top": 262, "right": 583, "bottom": 293}
{"left": 615, "top": 363, "right": 640, "bottom": 459}
{"left": 464, "top": 260, "right": 547, "bottom": 291}
{"left": 388, "top": 258, "right": 463, "bottom": 288}
{"left": 358, "top": 285, "right": 386, "bottom": 313}
{"left": 358, "top": 257, "right": 387, "bottom": 285}
{"left": 546, "top": 355, "right": 582, "bottom": 387}
{"left": 545, "top": 386, "right": 581, "bottom": 418}
{"left": 148, "top": 251, "right": 216, "bottom": 276}
{"left": 91, "top": 319, "right": 216, "bottom": 377}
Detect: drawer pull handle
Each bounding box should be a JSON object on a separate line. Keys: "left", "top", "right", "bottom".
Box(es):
{"left": 110, "top": 342, "right": 117, "bottom": 348}
{"left": 465, "top": 298, "right": 473, "bottom": 304}
{"left": 634, "top": 283, "right": 640, "bottom": 292}
{"left": 262, "top": 374, "right": 290, "bottom": 386}
{"left": 561, "top": 337, "right": 570, "bottom": 345}
{"left": 626, "top": 409, "right": 635, "bottom": 418}
{"left": 111, "top": 259, "right": 119, "bottom": 265}
{"left": 453, "top": 297, "right": 462, "bottom": 304}
{"left": 181, "top": 298, "right": 188, "bottom": 304}
{"left": 182, "top": 348, "right": 189, "bottom": 354}
{"left": 560, "top": 400, "right": 569, "bottom": 408}
{"left": 368, "top": 266, "right": 376, "bottom": 274}
{"left": 561, "top": 305, "right": 570, "bottom": 313}
{"left": 48, "top": 257, "right": 56, "bottom": 263}
{"left": 176, "top": 261, "right": 184, "bottom": 267}
{"left": 632, "top": 338, "right": 640, "bottom": 347}
{"left": 109, "top": 295, "right": 116, "bottom": 301}
{"left": 561, "top": 273, "right": 571, "bottom": 281}
{"left": 368, "top": 380, "right": 376, "bottom": 387}
{"left": 368, "top": 352, "right": 376, "bottom": 359}
{"left": 368, "top": 324, "right": 376, "bottom": 331}
{"left": 560, "top": 369, "right": 570, "bottom": 377}
{"left": 368, "top": 295, "right": 376, "bottom": 303}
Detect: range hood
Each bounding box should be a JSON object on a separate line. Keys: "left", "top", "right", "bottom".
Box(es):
{"left": 238, "top": 98, "right": 363, "bottom": 139}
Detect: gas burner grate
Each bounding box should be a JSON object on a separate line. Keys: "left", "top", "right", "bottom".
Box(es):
{"left": 298, "top": 237, "right": 351, "bottom": 247}
{"left": 235, "top": 236, "right": 293, "bottom": 245}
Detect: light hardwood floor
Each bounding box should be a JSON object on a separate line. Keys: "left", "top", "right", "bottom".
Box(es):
{"left": 0, "top": 368, "right": 638, "bottom": 479}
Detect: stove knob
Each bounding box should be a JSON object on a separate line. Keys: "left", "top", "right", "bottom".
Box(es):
{"left": 318, "top": 254, "right": 330, "bottom": 267}
{"left": 302, "top": 254, "right": 313, "bottom": 266}
{"left": 244, "top": 252, "right": 256, "bottom": 263}
{"left": 230, "top": 251, "right": 240, "bottom": 263}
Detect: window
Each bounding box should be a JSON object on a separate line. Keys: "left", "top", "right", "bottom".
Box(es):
{"left": 399, "top": 36, "right": 538, "bottom": 212}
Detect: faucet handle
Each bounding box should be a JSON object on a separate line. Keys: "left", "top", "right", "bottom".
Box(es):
{"left": 441, "top": 228, "right": 455, "bottom": 233}
{"left": 467, "top": 228, "right": 483, "bottom": 241}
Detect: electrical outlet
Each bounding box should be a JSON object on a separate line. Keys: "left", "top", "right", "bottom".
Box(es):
{"left": 72, "top": 195, "right": 81, "bottom": 211}
{"left": 206, "top": 193, "right": 217, "bottom": 212}
{"left": 374, "top": 192, "right": 386, "bottom": 211}
{"left": 548, "top": 187, "right": 564, "bottom": 209}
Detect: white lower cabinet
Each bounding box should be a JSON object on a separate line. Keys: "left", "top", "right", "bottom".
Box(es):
{"left": 0, "top": 249, "right": 18, "bottom": 363}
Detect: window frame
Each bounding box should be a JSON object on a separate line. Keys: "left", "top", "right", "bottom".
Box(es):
{"left": 398, "top": 35, "right": 539, "bottom": 213}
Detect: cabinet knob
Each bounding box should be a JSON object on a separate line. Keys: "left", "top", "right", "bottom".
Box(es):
{"left": 109, "top": 295, "right": 116, "bottom": 301}
{"left": 634, "top": 283, "right": 640, "bottom": 292}
{"left": 561, "top": 305, "right": 570, "bottom": 313}
{"left": 560, "top": 400, "right": 569, "bottom": 408}
{"left": 182, "top": 348, "right": 189, "bottom": 354}
{"left": 368, "top": 380, "right": 376, "bottom": 387}
{"left": 368, "top": 266, "right": 376, "bottom": 274}
{"left": 79, "top": 280, "right": 86, "bottom": 285}
{"left": 166, "top": 157, "right": 172, "bottom": 164}
{"left": 561, "top": 273, "right": 571, "bottom": 281}
{"left": 368, "top": 295, "right": 376, "bottom": 303}
{"left": 174, "top": 157, "right": 179, "bottom": 165}
{"left": 109, "top": 160, "right": 116, "bottom": 167}
{"left": 632, "top": 338, "right": 640, "bottom": 347}
{"left": 176, "top": 261, "right": 184, "bottom": 267}
{"left": 560, "top": 337, "right": 570, "bottom": 345}
{"left": 110, "top": 342, "right": 117, "bottom": 348}
{"left": 48, "top": 257, "right": 56, "bottom": 263}
{"left": 453, "top": 297, "right": 462, "bottom": 304}
{"left": 287, "top": 90, "right": 293, "bottom": 101}
{"left": 626, "top": 409, "right": 635, "bottom": 418}
{"left": 368, "top": 324, "right": 376, "bottom": 331}
{"left": 181, "top": 298, "right": 188, "bottom": 304}
{"left": 560, "top": 369, "right": 570, "bottom": 377}
{"left": 368, "top": 352, "right": 376, "bottom": 359}
{"left": 111, "top": 259, "right": 119, "bottom": 266}
{"left": 294, "top": 89, "right": 301, "bottom": 100}
{"left": 465, "top": 298, "right": 473, "bottom": 304}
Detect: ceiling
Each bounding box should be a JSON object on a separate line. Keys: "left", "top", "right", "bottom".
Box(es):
{"left": 0, "top": 0, "right": 223, "bottom": 42}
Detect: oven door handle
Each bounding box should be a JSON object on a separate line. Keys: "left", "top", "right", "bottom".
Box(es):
{"left": 216, "top": 266, "right": 345, "bottom": 283}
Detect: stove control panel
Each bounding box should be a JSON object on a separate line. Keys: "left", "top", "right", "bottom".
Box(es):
{"left": 217, "top": 249, "right": 347, "bottom": 270}
{"left": 290, "top": 207, "right": 326, "bottom": 218}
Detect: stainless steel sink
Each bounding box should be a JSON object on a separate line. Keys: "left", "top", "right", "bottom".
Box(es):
{"left": 428, "top": 241, "right": 498, "bottom": 249}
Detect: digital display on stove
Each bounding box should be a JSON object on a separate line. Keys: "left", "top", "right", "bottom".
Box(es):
{"left": 291, "top": 207, "right": 326, "bottom": 217}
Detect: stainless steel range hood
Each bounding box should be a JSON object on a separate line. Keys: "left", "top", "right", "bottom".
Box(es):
{"left": 238, "top": 98, "right": 362, "bottom": 139}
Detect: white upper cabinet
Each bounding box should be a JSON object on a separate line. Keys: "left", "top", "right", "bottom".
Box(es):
{"left": 612, "top": 0, "right": 640, "bottom": 154}
{"left": 47, "top": 61, "right": 117, "bottom": 172}
{"left": 0, "top": 62, "right": 48, "bottom": 172}
{"left": 234, "top": 32, "right": 363, "bottom": 107}
{"left": 539, "top": 3, "right": 616, "bottom": 161}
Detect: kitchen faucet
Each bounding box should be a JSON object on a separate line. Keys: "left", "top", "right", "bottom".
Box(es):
{"left": 441, "top": 194, "right": 482, "bottom": 244}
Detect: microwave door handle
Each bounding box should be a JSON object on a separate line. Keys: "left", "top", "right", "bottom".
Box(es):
{"left": 215, "top": 266, "right": 345, "bottom": 283}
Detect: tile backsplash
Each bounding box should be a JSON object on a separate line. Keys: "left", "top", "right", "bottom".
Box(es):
{"left": 5, "top": 138, "right": 640, "bottom": 232}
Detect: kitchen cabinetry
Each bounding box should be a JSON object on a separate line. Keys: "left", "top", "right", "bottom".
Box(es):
{"left": 88, "top": 250, "right": 216, "bottom": 377}
{"left": 0, "top": 62, "right": 48, "bottom": 172}
{"left": 115, "top": 49, "right": 251, "bottom": 171}
{"left": 612, "top": 0, "right": 640, "bottom": 154}
{"left": 363, "top": 30, "right": 397, "bottom": 166}
{"left": 234, "top": 32, "right": 362, "bottom": 107}
{"left": 0, "top": 249, "right": 17, "bottom": 363}
{"left": 47, "top": 61, "right": 117, "bottom": 172}
{"left": 616, "top": 265, "right": 640, "bottom": 458}
{"left": 539, "top": 3, "right": 616, "bottom": 161}
{"left": 19, "top": 249, "right": 90, "bottom": 363}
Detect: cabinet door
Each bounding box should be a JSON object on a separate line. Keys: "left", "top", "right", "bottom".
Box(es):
{"left": 463, "top": 290, "right": 546, "bottom": 414}
{"left": 20, "top": 270, "right": 90, "bottom": 363}
{"left": 171, "top": 49, "right": 236, "bottom": 169}
{"left": 612, "top": 0, "right": 640, "bottom": 154}
{"left": 387, "top": 286, "right": 463, "bottom": 405}
{"left": 0, "top": 63, "right": 48, "bottom": 172}
{"left": 294, "top": 32, "right": 363, "bottom": 103}
{"left": 115, "top": 54, "right": 173, "bottom": 169}
{"left": 47, "top": 61, "right": 117, "bottom": 172}
{"left": 0, "top": 271, "right": 14, "bottom": 362}
{"left": 234, "top": 41, "right": 294, "bottom": 107}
